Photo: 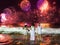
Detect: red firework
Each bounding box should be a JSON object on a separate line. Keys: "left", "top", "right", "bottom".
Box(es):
{"left": 39, "top": 0, "right": 49, "bottom": 13}
{"left": 19, "top": 0, "right": 31, "bottom": 11}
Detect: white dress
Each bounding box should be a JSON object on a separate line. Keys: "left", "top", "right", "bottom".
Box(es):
{"left": 30, "top": 26, "right": 35, "bottom": 41}
{"left": 36, "top": 25, "right": 42, "bottom": 34}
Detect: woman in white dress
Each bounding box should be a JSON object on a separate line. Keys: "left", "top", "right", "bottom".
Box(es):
{"left": 29, "top": 24, "right": 35, "bottom": 45}
{"left": 36, "top": 23, "right": 42, "bottom": 41}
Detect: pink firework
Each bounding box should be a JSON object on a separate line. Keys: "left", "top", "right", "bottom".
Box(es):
{"left": 19, "top": 0, "right": 31, "bottom": 11}
{"left": 1, "top": 13, "right": 7, "bottom": 23}
{"left": 1, "top": 7, "right": 18, "bottom": 24}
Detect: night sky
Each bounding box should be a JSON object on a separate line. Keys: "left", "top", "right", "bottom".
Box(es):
{"left": 0, "top": 0, "right": 60, "bottom": 27}
{"left": 0, "top": 0, "right": 60, "bottom": 11}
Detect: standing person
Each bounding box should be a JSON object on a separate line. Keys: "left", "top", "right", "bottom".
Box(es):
{"left": 36, "top": 23, "right": 42, "bottom": 41}
{"left": 23, "top": 24, "right": 28, "bottom": 40}
{"left": 29, "top": 24, "right": 35, "bottom": 45}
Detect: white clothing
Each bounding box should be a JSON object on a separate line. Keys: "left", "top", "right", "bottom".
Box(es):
{"left": 30, "top": 26, "right": 35, "bottom": 41}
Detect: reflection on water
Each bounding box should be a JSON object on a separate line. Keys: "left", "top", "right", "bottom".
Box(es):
{"left": 0, "top": 34, "right": 59, "bottom": 45}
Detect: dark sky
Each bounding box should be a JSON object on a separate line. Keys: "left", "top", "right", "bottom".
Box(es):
{"left": 0, "top": 0, "right": 18, "bottom": 10}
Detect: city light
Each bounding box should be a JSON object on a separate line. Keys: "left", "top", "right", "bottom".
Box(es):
{"left": 40, "top": 23, "right": 50, "bottom": 28}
